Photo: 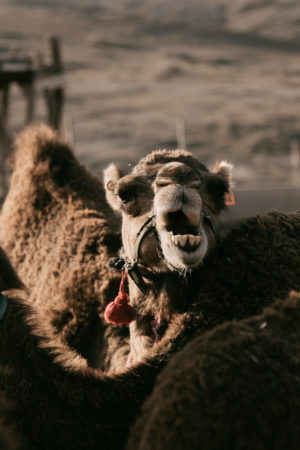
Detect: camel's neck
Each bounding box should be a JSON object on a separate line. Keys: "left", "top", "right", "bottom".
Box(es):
{"left": 127, "top": 272, "right": 191, "bottom": 365}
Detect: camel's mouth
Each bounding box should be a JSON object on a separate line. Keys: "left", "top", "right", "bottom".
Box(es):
{"left": 158, "top": 224, "right": 208, "bottom": 271}
{"left": 165, "top": 224, "right": 202, "bottom": 251}
{"left": 171, "top": 233, "right": 202, "bottom": 252}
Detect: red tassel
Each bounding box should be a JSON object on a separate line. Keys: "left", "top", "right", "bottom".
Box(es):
{"left": 104, "top": 271, "right": 135, "bottom": 325}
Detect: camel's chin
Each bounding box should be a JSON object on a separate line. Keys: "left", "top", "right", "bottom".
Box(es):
{"left": 159, "top": 227, "right": 209, "bottom": 271}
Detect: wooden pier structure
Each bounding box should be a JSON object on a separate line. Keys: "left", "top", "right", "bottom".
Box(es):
{"left": 0, "top": 36, "right": 65, "bottom": 196}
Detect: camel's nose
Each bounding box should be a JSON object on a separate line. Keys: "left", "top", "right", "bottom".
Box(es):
{"left": 155, "top": 185, "right": 202, "bottom": 228}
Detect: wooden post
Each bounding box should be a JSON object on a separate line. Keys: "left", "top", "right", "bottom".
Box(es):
{"left": 21, "top": 80, "right": 35, "bottom": 124}
{"left": 43, "top": 36, "right": 64, "bottom": 131}
{"left": 0, "top": 39, "right": 65, "bottom": 199}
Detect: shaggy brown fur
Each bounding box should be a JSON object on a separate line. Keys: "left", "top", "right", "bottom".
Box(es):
{"left": 0, "top": 126, "right": 299, "bottom": 448}
{"left": 2, "top": 126, "right": 298, "bottom": 372}
{"left": 1, "top": 223, "right": 296, "bottom": 450}
{"left": 114, "top": 210, "right": 300, "bottom": 371}
{"left": 0, "top": 125, "right": 122, "bottom": 368}
{"left": 0, "top": 246, "right": 166, "bottom": 450}
{"left": 0, "top": 396, "right": 20, "bottom": 450}
{"left": 128, "top": 291, "right": 300, "bottom": 450}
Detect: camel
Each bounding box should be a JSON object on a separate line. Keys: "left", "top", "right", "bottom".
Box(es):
{"left": 103, "top": 152, "right": 300, "bottom": 368}
{"left": 128, "top": 291, "right": 300, "bottom": 450}
{"left": 104, "top": 152, "right": 233, "bottom": 364}
{"left": 0, "top": 125, "right": 122, "bottom": 369}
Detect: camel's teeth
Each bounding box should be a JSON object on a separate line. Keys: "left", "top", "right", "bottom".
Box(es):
{"left": 171, "top": 234, "right": 187, "bottom": 247}
{"left": 172, "top": 234, "right": 201, "bottom": 249}
{"left": 172, "top": 234, "right": 185, "bottom": 246}
{"left": 179, "top": 235, "right": 188, "bottom": 247}
{"left": 188, "top": 234, "right": 202, "bottom": 247}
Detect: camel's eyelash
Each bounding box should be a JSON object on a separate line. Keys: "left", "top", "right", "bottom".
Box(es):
{"left": 155, "top": 180, "right": 200, "bottom": 189}
{"left": 156, "top": 182, "right": 169, "bottom": 188}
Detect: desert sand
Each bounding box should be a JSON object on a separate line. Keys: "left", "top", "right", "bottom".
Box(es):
{"left": 1, "top": 0, "right": 300, "bottom": 188}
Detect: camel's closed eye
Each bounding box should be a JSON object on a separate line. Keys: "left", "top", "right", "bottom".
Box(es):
{"left": 118, "top": 186, "right": 135, "bottom": 204}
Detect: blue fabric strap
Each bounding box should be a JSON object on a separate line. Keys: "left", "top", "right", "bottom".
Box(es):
{"left": 0, "top": 294, "right": 7, "bottom": 321}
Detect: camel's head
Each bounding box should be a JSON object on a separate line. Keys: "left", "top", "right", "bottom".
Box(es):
{"left": 104, "top": 150, "right": 232, "bottom": 275}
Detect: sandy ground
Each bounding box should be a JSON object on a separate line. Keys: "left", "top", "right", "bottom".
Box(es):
{"left": 1, "top": 0, "right": 300, "bottom": 189}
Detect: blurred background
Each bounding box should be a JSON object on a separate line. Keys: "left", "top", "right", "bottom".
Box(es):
{"left": 1, "top": 0, "right": 300, "bottom": 193}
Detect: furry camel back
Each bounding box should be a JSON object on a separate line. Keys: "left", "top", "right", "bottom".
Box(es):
{"left": 0, "top": 125, "right": 122, "bottom": 367}
{"left": 0, "top": 240, "right": 299, "bottom": 450}
{"left": 128, "top": 291, "right": 300, "bottom": 450}
{"left": 0, "top": 395, "right": 21, "bottom": 450}
{"left": 0, "top": 245, "right": 167, "bottom": 450}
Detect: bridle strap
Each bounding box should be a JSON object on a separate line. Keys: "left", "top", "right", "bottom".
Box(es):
{"left": 125, "top": 262, "right": 149, "bottom": 295}
{"left": 106, "top": 215, "right": 156, "bottom": 295}
{"left": 126, "top": 215, "right": 156, "bottom": 295}
{"left": 201, "top": 211, "right": 218, "bottom": 243}
{"left": 132, "top": 215, "right": 156, "bottom": 266}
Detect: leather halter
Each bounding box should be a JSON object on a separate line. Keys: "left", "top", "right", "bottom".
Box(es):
{"left": 107, "top": 215, "right": 156, "bottom": 295}
{"left": 201, "top": 211, "right": 217, "bottom": 242}
{"left": 107, "top": 210, "right": 217, "bottom": 295}
{"left": 125, "top": 215, "right": 156, "bottom": 294}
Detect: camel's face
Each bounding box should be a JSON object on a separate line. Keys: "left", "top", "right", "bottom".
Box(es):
{"left": 153, "top": 162, "right": 210, "bottom": 270}
{"left": 104, "top": 151, "right": 232, "bottom": 273}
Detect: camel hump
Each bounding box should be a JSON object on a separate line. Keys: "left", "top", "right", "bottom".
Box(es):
{"left": 10, "top": 124, "right": 84, "bottom": 194}
{"left": 13, "top": 124, "right": 74, "bottom": 172}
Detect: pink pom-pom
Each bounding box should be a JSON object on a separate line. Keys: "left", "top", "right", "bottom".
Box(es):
{"left": 104, "top": 271, "right": 135, "bottom": 325}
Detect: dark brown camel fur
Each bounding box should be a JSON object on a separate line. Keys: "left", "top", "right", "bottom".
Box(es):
{"left": 0, "top": 125, "right": 122, "bottom": 368}
{"left": 128, "top": 291, "right": 300, "bottom": 450}
{"left": 0, "top": 126, "right": 299, "bottom": 448}
{"left": 0, "top": 228, "right": 299, "bottom": 450}
{"left": 0, "top": 395, "right": 20, "bottom": 450}
{"left": 0, "top": 246, "right": 166, "bottom": 450}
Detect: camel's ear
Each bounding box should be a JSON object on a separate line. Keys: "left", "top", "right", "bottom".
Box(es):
{"left": 103, "top": 163, "right": 123, "bottom": 211}
{"left": 206, "top": 161, "right": 234, "bottom": 211}
{"left": 212, "top": 160, "right": 233, "bottom": 189}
